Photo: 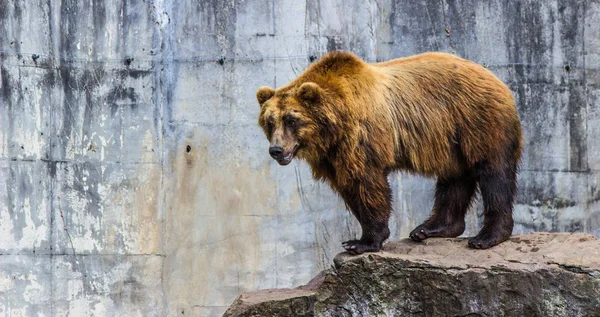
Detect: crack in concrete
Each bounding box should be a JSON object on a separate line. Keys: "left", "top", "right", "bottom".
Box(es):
{"left": 57, "top": 195, "right": 76, "bottom": 256}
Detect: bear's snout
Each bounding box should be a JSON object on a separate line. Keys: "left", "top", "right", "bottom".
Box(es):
{"left": 269, "top": 146, "right": 284, "bottom": 159}
{"left": 268, "top": 144, "right": 298, "bottom": 166}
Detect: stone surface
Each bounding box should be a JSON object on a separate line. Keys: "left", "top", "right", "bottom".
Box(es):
{"left": 225, "top": 233, "right": 600, "bottom": 317}
{"left": 1, "top": 0, "right": 600, "bottom": 315}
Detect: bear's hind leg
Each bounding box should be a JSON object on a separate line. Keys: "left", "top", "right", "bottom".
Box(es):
{"left": 340, "top": 173, "right": 392, "bottom": 255}
{"left": 468, "top": 160, "right": 517, "bottom": 249}
{"left": 410, "top": 174, "right": 477, "bottom": 242}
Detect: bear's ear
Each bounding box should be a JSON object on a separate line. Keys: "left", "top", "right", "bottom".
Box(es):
{"left": 256, "top": 86, "right": 275, "bottom": 106}
{"left": 297, "top": 82, "right": 322, "bottom": 103}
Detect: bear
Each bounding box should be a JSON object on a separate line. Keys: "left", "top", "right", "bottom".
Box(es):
{"left": 256, "top": 51, "right": 522, "bottom": 255}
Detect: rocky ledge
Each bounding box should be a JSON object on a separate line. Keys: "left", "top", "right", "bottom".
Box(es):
{"left": 224, "top": 233, "right": 600, "bottom": 317}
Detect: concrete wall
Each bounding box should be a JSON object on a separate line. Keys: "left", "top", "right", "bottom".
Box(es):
{"left": 0, "top": 0, "right": 598, "bottom": 316}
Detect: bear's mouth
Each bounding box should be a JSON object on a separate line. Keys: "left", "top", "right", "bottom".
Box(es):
{"left": 276, "top": 144, "right": 300, "bottom": 166}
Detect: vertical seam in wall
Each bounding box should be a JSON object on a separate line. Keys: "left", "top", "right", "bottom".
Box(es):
{"left": 46, "top": 0, "right": 55, "bottom": 314}
{"left": 159, "top": 31, "right": 166, "bottom": 317}
{"left": 159, "top": 0, "right": 169, "bottom": 314}
{"left": 583, "top": 0, "right": 589, "bottom": 232}
{"left": 272, "top": 0, "right": 279, "bottom": 288}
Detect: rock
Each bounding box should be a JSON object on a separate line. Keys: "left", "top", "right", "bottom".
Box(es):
{"left": 223, "top": 233, "right": 600, "bottom": 317}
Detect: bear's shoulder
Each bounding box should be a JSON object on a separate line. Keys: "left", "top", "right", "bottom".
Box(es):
{"left": 308, "top": 51, "right": 365, "bottom": 75}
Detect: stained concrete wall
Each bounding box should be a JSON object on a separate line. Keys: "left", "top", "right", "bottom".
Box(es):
{"left": 0, "top": 0, "right": 598, "bottom": 316}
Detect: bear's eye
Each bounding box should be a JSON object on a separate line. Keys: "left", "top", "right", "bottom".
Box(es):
{"left": 286, "top": 118, "right": 297, "bottom": 127}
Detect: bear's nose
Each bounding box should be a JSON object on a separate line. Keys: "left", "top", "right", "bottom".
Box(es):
{"left": 269, "top": 146, "right": 284, "bottom": 159}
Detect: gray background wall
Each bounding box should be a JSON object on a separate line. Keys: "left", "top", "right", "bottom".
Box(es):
{"left": 0, "top": 0, "right": 598, "bottom": 316}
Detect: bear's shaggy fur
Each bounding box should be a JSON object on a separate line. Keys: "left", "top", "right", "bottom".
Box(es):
{"left": 256, "top": 51, "right": 522, "bottom": 254}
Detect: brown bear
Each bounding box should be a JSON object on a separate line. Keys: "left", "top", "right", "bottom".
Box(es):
{"left": 256, "top": 51, "right": 522, "bottom": 254}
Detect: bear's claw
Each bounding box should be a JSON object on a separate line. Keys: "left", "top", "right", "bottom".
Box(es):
{"left": 409, "top": 220, "right": 466, "bottom": 242}
{"left": 409, "top": 228, "right": 428, "bottom": 241}
{"left": 468, "top": 229, "right": 511, "bottom": 249}
{"left": 342, "top": 239, "right": 381, "bottom": 255}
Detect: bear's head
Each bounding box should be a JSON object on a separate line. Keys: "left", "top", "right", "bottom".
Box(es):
{"left": 256, "top": 82, "right": 339, "bottom": 166}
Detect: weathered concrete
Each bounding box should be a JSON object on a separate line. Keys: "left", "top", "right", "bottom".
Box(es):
{"left": 224, "top": 233, "right": 600, "bottom": 317}
{"left": 0, "top": 0, "right": 599, "bottom": 316}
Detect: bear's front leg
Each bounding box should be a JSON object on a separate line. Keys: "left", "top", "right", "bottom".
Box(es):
{"left": 339, "top": 173, "right": 392, "bottom": 255}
